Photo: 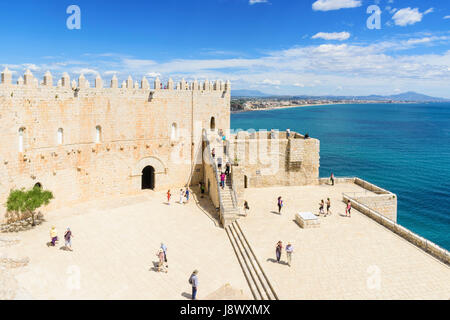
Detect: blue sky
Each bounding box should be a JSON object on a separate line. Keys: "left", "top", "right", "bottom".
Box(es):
{"left": 0, "top": 0, "right": 449, "bottom": 97}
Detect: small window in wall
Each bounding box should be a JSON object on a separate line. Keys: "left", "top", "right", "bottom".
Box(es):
{"left": 95, "top": 126, "right": 102, "bottom": 143}
{"left": 18, "top": 127, "right": 25, "bottom": 153}
{"left": 57, "top": 128, "right": 64, "bottom": 145}
{"left": 210, "top": 117, "right": 216, "bottom": 131}
{"left": 171, "top": 123, "right": 178, "bottom": 141}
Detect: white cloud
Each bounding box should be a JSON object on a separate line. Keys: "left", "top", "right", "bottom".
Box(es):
{"left": 249, "top": 0, "right": 268, "bottom": 5}
{"left": 392, "top": 8, "right": 423, "bottom": 26}
{"left": 146, "top": 72, "right": 161, "bottom": 78}
{"left": 312, "top": 0, "right": 361, "bottom": 11}
{"left": 312, "top": 32, "right": 351, "bottom": 41}
{"left": 424, "top": 8, "right": 434, "bottom": 15}
{"left": 444, "top": 15, "right": 450, "bottom": 19}
{"left": 261, "top": 79, "right": 281, "bottom": 85}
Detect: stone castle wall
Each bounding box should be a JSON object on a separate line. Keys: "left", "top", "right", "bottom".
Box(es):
{"left": 228, "top": 131, "right": 320, "bottom": 200}
{"left": 0, "top": 69, "right": 230, "bottom": 220}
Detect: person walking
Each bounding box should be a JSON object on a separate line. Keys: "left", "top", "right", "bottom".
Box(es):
{"left": 179, "top": 189, "right": 185, "bottom": 204}
{"left": 319, "top": 200, "right": 325, "bottom": 216}
{"left": 185, "top": 188, "right": 190, "bottom": 203}
{"left": 225, "top": 162, "right": 231, "bottom": 176}
{"left": 212, "top": 148, "right": 216, "bottom": 159}
{"left": 326, "top": 198, "right": 332, "bottom": 216}
{"left": 276, "top": 241, "right": 283, "bottom": 263}
{"left": 200, "top": 182, "right": 205, "bottom": 197}
{"left": 277, "top": 197, "right": 283, "bottom": 214}
{"left": 220, "top": 172, "right": 226, "bottom": 189}
{"left": 330, "top": 173, "right": 335, "bottom": 186}
{"left": 286, "top": 242, "right": 293, "bottom": 267}
{"left": 243, "top": 201, "right": 250, "bottom": 216}
{"left": 157, "top": 248, "right": 168, "bottom": 273}
{"left": 50, "top": 226, "right": 58, "bottom": 247}
{"left": 64, "top": 228, "right": 74, "bottom": 251}
{"left": 189, "top": 270, "right": 199, "bottom": 300}
{"left": 286, "top": 128, "right": 291, "bottom": 138}
{"left": 346, "top": 200, "right": 352, "bottom": 217}
{"left": 167, "top": 190, "right": 171, "bottom": 205}
{"left": 161, "top": 243, "right": 168, "bottom": 263}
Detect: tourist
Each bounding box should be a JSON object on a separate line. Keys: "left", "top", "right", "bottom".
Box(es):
{"left": 218, "top": 157, "right": 223, "bottom": 170}
{"left": 157, "top": 248, "right": 168, "bottom": 273}
{"left": 185, "top": 188, "right": 190, "bottom": 203}
{"left": 225, "top": 162, "right": 231, "bottom": 176}
{"left": 220, "top": 172, "right": 226, "bottom": 189}
{"left": 276, "top": 241, "right": 283, "bottom": 263}
{"left": 50, "top": 226, "right": 58, "bottom": 247}
{"left": 212, "top": 148, "right": 216, "bottom": 159}
{"left": 319, "top": 200, "right": 325, "bottom": 216}
{"left": 243, "top": 201, "right": 250, "bottom": 216}
{"left": 326, "top": 198, "right": 332, "bottom": 216}
{"left": 286, "top": 129, "right": 291, "bottom": 138}
{"left": 346, "top": 200, "right": 352, "bottom": 217}
{"left": 286, "top": 242, "right": 293, "bottom": 267}
{"left": 304, "top": 133, "right": 310, "bottom": 139}
{"left": 64, "top": 227, "right": 74, "bottom": 251}
{"left": 200, "top": 182, "right": 205, "bottom": 197}
{"left": 277, "top": 197, "right": 283, "bottom": 214}
{"left": 161, "top": 243, "right": 168, "bottom": 263}
{"left": 189, "top": 270, "right": 199, "bottom": 300}
{"left": 167, "top": 190, "right": 171, "bottom": 205}
{"left": 330, "top": 173, "right": 335, "bottom": 186}
{"left": 179, "top": 189, "right": 185, "bottom": 204}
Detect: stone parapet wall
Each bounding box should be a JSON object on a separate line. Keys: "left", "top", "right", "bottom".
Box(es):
{"left": 343, "top": 193, "right": 449, "bottom": 266}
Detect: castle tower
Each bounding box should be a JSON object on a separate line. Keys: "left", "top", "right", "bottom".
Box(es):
{"left": 1, "top": 67, "right": 12, "bottom": 85}
{"left": 17, "top": 77, "right": 24, "bottom": 85}
{"left": 95, "top": 75, "right": 103, "bottom": 89}
{"left": 134, "top": 81, "right": 139, "bottom": 89}
{"left": 71, "top": 80, "right": 77, "bottom": 89}
{"left": 121, "top": 81, "right": 126, "bottom": 88}
{"left": 43, "top": 71, "right": 53, "bottom": 87}
{"left": 61, "top": 72, "right": 71, "bottom": 88}
{"left": 167, "top": 78, "right": 174, "bottom": 90}
{"left": 126, "top": 76, "right": 133, "bottom": 89}
{"left": 141, "top": 76, "right": 150, "bottom": 90}
{"left": 154, "top": 77, "right": 161, "bottom": 90}
{"left": 111, "top": 75, "right": 118, "bottom": 88}
{"left": 24, "top": 69, "right": 34, "bottom": 86}
{"left": 192, "top": 79, "right": 198, "bottom": 91}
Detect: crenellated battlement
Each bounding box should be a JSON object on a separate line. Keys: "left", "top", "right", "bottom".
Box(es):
{"left": 0, "top": 68, "right": 231, "bottom": 97}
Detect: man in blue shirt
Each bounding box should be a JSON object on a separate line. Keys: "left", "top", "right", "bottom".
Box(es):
{"left": 189, "top": 270, "right": 199, "bottom": 300}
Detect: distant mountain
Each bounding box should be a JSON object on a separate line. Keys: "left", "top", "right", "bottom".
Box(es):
{"left": 232, "top": 89, "right": 271, "bottom": 97}
{"left": 290, "top": 91, "right": 449, "bottom": 102}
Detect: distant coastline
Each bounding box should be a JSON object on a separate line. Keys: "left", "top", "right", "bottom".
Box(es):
{"left": 231, "top": 102, "right": 342, "bottom": 113}
{"left": 230, "top": 101, "right": 422, "bottom": 114}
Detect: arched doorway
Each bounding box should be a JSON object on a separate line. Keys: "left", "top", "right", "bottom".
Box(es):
{"left": 142, "top": 166, "right": 155, "bottom": 190}
{"left": 210, "top": 117, "right": 216, "bottom": 131}
{"left": 34, "top": 182, "right": 42, "bottom": 189}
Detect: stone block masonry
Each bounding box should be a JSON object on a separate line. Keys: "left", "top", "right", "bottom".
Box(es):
{"left": 0, "top": 68, "right": 231, "bottom": 220}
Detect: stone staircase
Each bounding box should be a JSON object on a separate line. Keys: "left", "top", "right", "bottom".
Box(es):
{"left": 225, "top": 221, "right": 278, "bottom": 300}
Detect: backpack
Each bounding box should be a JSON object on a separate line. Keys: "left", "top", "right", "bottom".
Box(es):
{"left": 188, "top": 275, "right": 193, "bottom": 284}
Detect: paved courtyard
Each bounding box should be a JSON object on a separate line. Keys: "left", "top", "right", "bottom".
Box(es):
{"left": 0, "top": 190, "right": 251, "bottom": 300}
{"left": 1, "top": 182, "right": 449, "bottom": 300}
{"left": 239, "top": 183, "right": 450, "bottom": 300}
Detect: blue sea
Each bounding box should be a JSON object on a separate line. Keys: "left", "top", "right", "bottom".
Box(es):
{"left": 231, "top": 103, "right": 450, "bottom": 250}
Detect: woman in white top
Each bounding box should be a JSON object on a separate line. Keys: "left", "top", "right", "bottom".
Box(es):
{"left": 179, "top": 189, "right": 185, "bottom": 204}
